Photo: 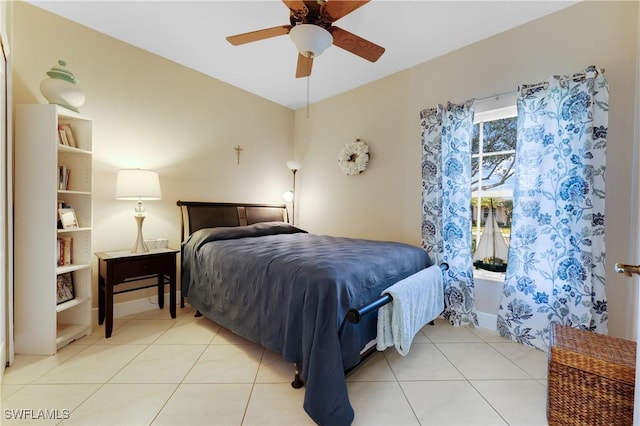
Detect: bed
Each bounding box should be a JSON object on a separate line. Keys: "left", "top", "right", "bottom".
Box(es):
{"left": 177, "top": 201, "right": 438, "bottom": 425}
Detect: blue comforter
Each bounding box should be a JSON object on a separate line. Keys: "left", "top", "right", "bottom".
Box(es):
{"left": 181, "top": 222, "right": 431, "bottom": 425}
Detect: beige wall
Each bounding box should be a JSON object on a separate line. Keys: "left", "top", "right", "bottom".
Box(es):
{"left": 293, "top": 1, "right": 639, "bottom": 339}
{"left": 12, "top": 1, "right": 294, "bottom": 306}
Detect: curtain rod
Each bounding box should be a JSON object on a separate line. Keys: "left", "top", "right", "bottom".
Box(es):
{"left": 476, "top": 68, "right": 605, "bottom": 103}
{"left": 476, "top": 90, "right": 517, "bottom": 103}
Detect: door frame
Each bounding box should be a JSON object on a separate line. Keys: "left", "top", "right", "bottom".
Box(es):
{"left": 632, "top": 3, "right": 640, "bottom": 423}
{"left": 0, "top": 0, "right": 10, "bottom": 375}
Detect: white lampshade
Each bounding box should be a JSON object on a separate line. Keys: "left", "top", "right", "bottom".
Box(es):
{"left": 115, "top": 169, "right": 162, "bottom": 200}
{"left": 286, "top": 160, "right": 301, "bottom": 171}
{"left": 289, "top": 24, "right": 333, "bottom": 58}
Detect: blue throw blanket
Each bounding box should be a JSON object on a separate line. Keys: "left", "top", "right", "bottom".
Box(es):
{"left": 181, "top": 222, "right": 431, "bottom": 425}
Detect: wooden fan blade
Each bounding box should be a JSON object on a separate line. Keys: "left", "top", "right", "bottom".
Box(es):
{"left": 296, "top": 54, "right": 313, "bottom": 78}
{"left": 329, "top": 26, "right": 385, "bottom": 62}
{"left": 322, "top": 0, "right": 369, "bottom": 22}
{"left": 226, "top": 25, "right": 291, "bottom": 46}
{"left": 282, "top": 0, "right": 308, "bottom": 16}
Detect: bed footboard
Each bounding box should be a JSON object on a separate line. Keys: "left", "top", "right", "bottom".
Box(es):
{"left": 341, "top": 262, "right": 448, "bottom": 328}
{"left": 290, "top": 262, "right": 449, "bottom": 389}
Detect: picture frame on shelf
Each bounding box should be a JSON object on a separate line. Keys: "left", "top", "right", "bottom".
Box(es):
{"left": 56, "top": 272, "right": 75, "bottom": 304}
{"left": 58, "top": 208, "right": 79, "bottom": 229}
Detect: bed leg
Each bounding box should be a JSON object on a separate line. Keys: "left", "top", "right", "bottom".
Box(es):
{"left": 194, "top": 310, "right": 202, "bottom": 317}
{"left": 291, "top": 363, "right": 304, "bottom": 389}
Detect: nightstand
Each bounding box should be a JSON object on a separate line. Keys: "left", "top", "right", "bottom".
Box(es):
{"left": 95, "top": 248, "right": 178, "bottom": 338}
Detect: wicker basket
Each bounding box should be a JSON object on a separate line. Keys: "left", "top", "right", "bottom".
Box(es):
{"left": 548, "top": 323, "right": 636, "bottom": 426}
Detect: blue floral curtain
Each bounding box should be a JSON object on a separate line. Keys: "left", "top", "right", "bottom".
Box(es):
{"left": 497, "top": 66, "right": 608, "bottom": 351}
{"left": 421, "top": 100, "right": 478, "bottom": 327}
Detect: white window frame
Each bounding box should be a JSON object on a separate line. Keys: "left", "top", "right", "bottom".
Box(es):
{"left": 471, "top": 104, "right": 517, "bottom": 280}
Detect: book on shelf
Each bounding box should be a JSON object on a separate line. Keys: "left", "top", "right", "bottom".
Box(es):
{"left": 58, "top": 165, "right": 70, "bottom": 190}
{"left": 60, "top": 124, "right": 77, "bottom": 148}
{"left": 57, "top": 238, "right": 63, "bottom": 266}
{"left": 58, "top": 125, "right": 69, "bottom": 146}
{"left": 63, "top": 236, "right": 72, "bottom": 265}
{"left": 57, "top": 237, "right": 72, "bottom": 266}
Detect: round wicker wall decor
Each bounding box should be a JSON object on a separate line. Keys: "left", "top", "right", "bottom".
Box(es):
{"left": 338, "top": 139, "right": 369, "bottom": 176}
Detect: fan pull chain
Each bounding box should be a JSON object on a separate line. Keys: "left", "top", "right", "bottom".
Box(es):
{"left": 306, "top": 75, "right": 310, "bottom": 119}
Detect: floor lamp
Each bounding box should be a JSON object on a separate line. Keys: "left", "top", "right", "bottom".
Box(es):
{"left": 283, "top": 160, "right": 301, "bottom": 225}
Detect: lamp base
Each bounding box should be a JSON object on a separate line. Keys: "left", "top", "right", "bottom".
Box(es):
{"left": 131, "top": 215, "right": 149, "bottom": 253}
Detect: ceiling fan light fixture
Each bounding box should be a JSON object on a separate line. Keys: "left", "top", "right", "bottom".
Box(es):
{"left": 289, "top": 24, "right": 333, "bottom": 58}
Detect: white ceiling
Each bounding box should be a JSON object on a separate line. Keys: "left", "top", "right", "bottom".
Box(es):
{"left": 27, "top": 1, "right": 578, "bottom": 110}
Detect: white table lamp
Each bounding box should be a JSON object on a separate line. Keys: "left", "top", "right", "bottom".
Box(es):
{"left": 116, "top": 169, "right": 162, "bottom": 253}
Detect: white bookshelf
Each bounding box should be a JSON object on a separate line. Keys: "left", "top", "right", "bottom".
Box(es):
{"left": 14, "top": 104, "right": 93, "bottom": 354}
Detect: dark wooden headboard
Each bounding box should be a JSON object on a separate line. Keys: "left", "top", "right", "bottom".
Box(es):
{"left": 177, "top": 201, "right": 289, "bottom": 242}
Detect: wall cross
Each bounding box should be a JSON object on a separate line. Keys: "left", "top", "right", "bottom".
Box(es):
{"left": 234, "top": 145, "right": 243, "bottom": 165}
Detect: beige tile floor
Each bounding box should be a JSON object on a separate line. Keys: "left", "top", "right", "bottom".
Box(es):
{"left": 1, "top": 305, "right": 549, "bottom": 425}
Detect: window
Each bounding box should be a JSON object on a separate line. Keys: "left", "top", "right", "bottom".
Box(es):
{"left": 471, "top": 106, "right": 517, "bottom": 276}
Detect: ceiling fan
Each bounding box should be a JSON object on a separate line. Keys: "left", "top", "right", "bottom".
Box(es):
{"left": 226, "top": 0, "right": 385, "bottom": 78}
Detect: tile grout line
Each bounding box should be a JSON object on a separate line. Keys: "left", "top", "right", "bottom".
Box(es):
{"left": 240, "top": 347, "right": 267, "bottom": 425}
{"left": 380, "top": 350, "right": 422, "bottom": 425}
{"left": 427, "top": 324, "right": 513, "bottom": 425}
{"left": 65, "top": 310, "right": 185, "bottom": 425}
{"left": 147, "top": 309, "right": 219, "bottom": 425}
